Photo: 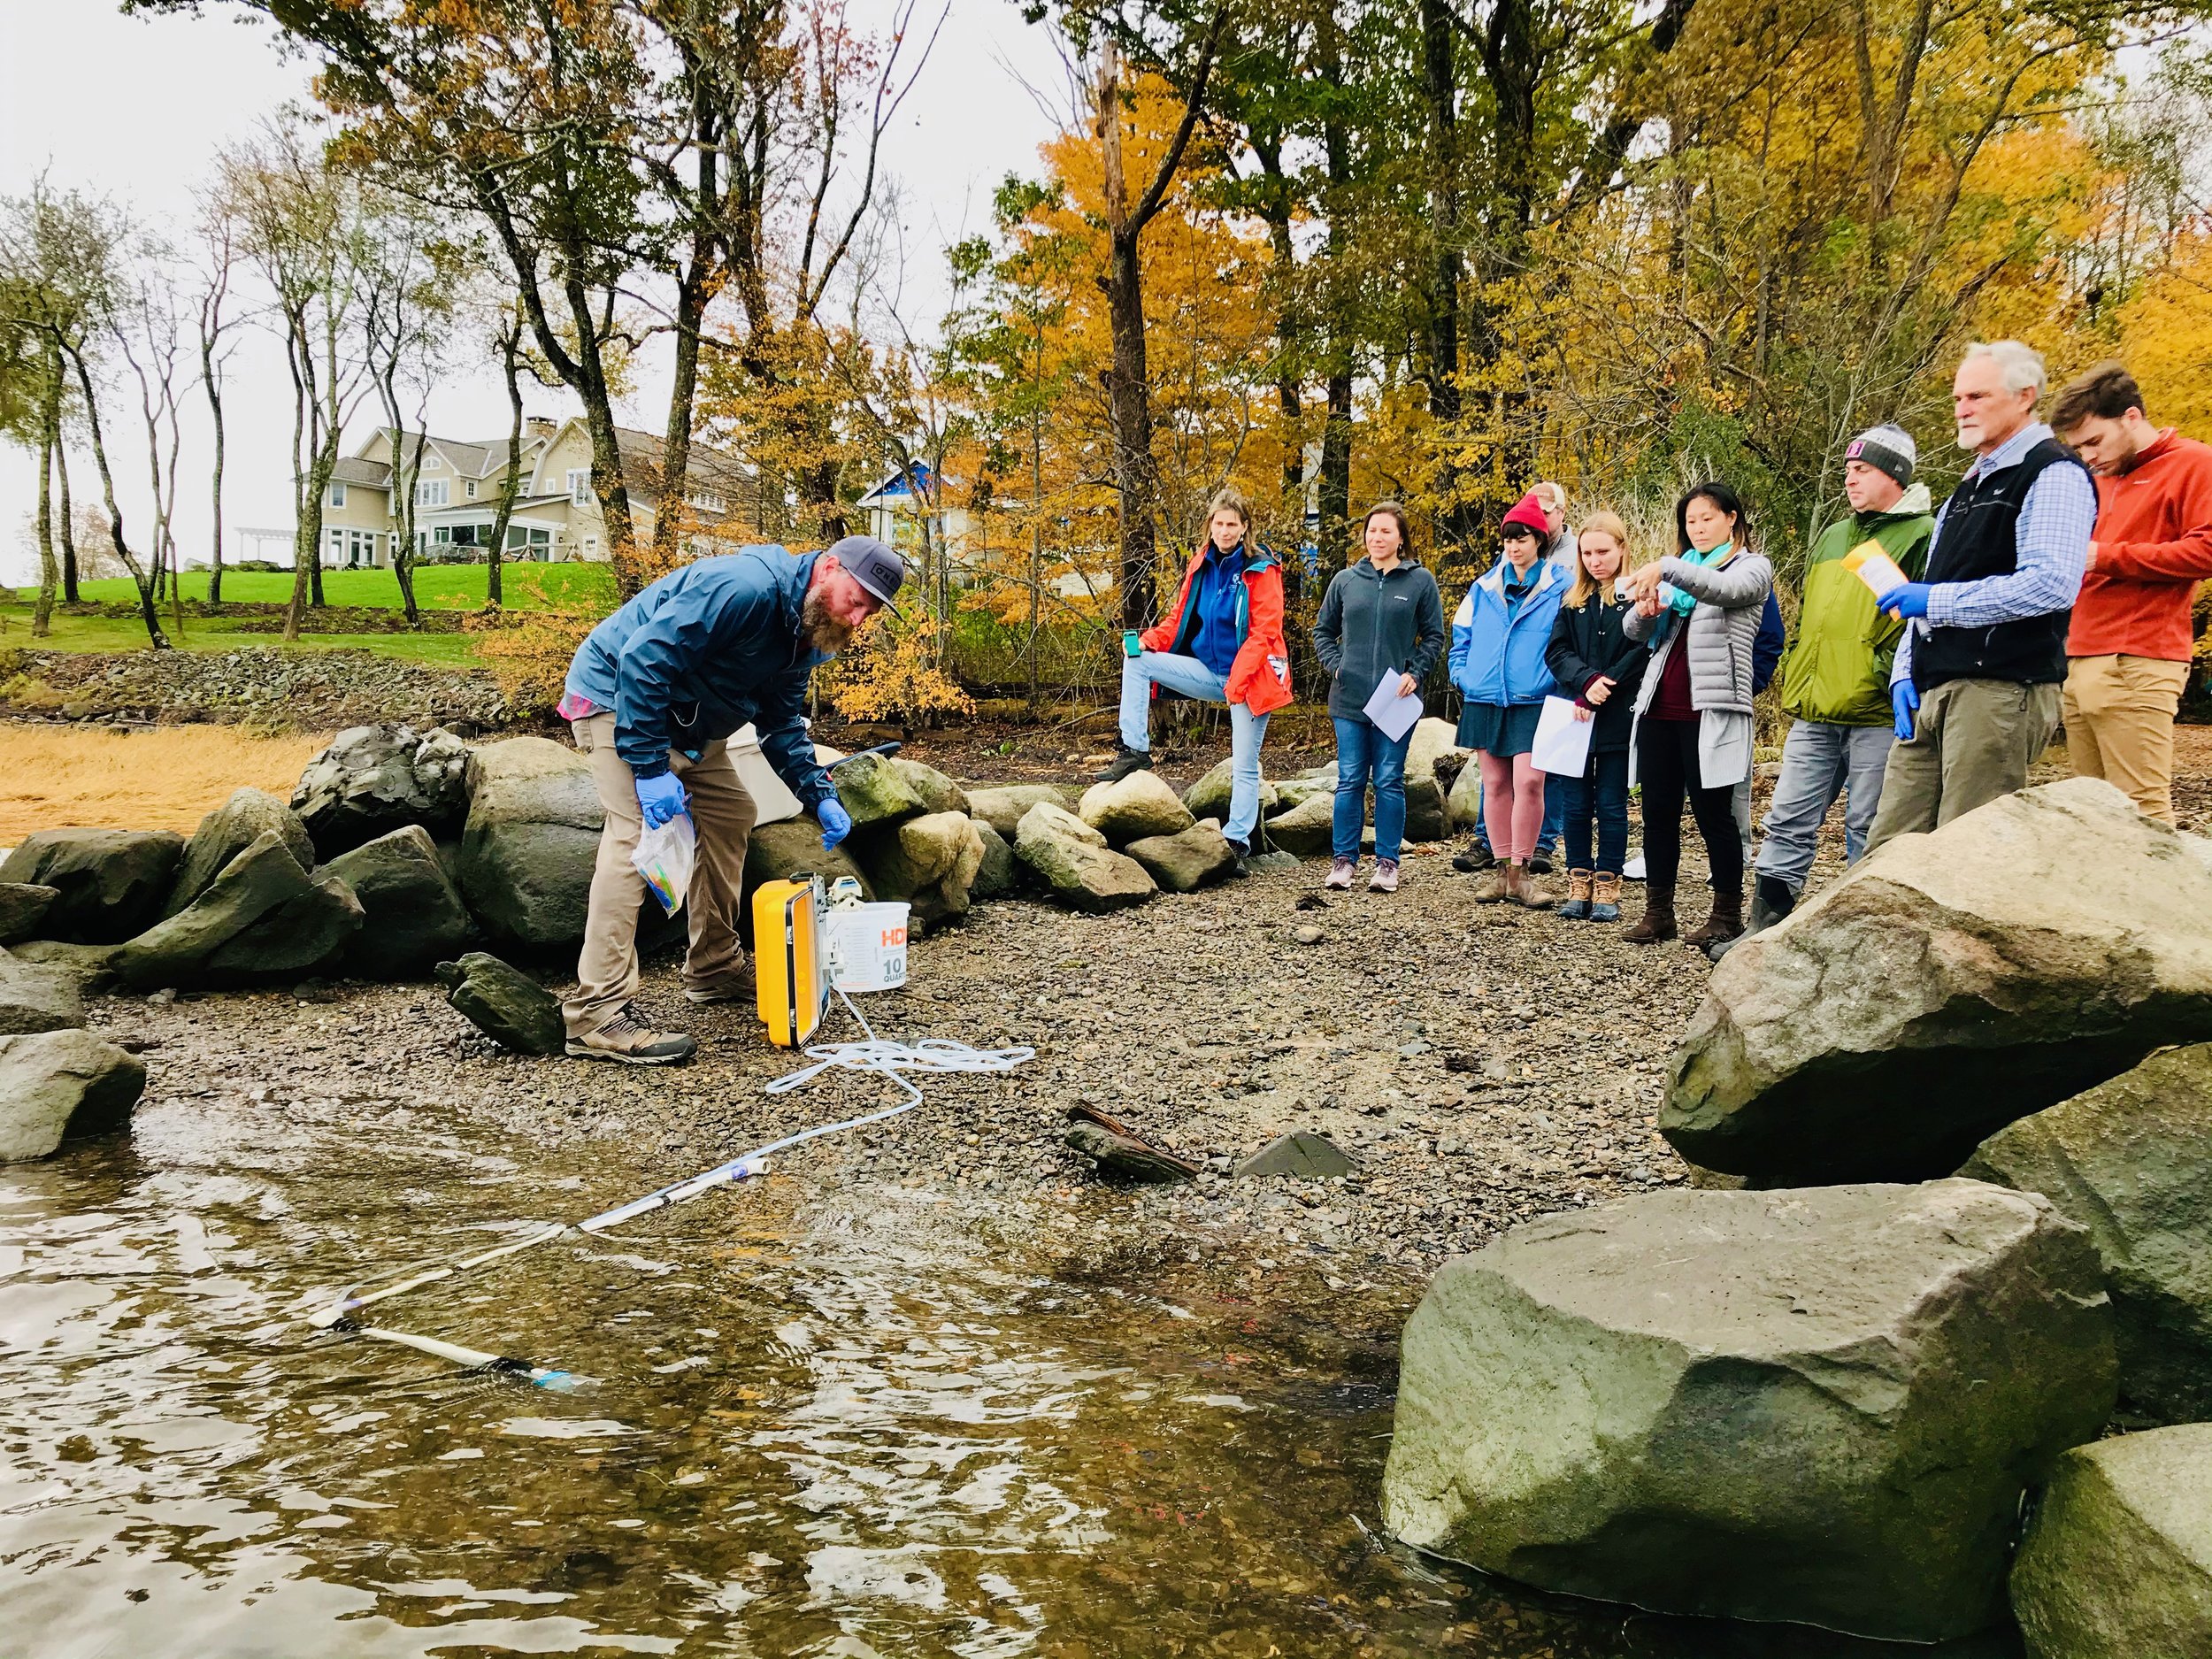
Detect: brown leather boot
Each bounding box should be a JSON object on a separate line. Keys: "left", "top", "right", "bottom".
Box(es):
{"left": 1555, "top": 869, "right": 1594, "bottom": 920}
{"left": 1687, "top": 883, "right": 1746, "bottom": 949}
{"left": 1589, "top": 872, "right": 1624, "bottom": 922}
{"left": 1624, "top": 887, "right": 1677, "bottom": 945}
{"left": 1476, "top": 861, "right": 1517, "bottom": 903}
{"left": 1512, "top": 862, "right": 1552, "bottom": 909}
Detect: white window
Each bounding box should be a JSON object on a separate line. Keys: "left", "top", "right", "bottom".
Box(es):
{"left": 327, "top": 480, "right": 347, "bottom": 508}
{"left": 415, "top": 479, "right": 449, "bottom": 508}
{"left": 465, "top": 480, "right": 478, "bottom": 499}
{"left": 568, "top": 468, "right": 591, "bottom": 505}
{"left": 423, "top": 453, "right": 440, "bottom": 470}
{"left": 583, "top": 534, "right": 599, "bottom": 560}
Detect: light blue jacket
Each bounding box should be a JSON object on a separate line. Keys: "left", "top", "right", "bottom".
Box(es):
{"left": 565, "top": 545, "right": 835, "bottom": 803}
{"left": 1448, "top": 557, "right": 1565, "bottom": 707}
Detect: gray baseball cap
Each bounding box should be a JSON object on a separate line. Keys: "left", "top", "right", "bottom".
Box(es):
{"left": 829, "top": 535, "right": 906, "bottom": 616}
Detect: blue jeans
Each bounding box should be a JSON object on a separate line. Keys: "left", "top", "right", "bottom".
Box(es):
{"left": 1753, "top": 719, "right": 1894, "bottom": 891}
{"left": 1331, "top": 717, "right": 1412, "bottom": 861}
{"left": 1555, "top": 749, "right": 1631, "bottom": 874}
{"left": 1118, "top": 652, "right": 1270, "bottom": 844}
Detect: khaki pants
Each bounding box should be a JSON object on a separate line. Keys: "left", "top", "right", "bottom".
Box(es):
{"left": 564, "top": 713, "right": 757, "bottom": 1039}
{"left": 2062, "top": 653, "right": 2189, "bottom": 824}
{"left": 1864, "top": 678, "right": 2062, "bottom": 855}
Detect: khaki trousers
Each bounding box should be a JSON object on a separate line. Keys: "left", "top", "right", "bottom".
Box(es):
{"left": 564, "top": 713, "right": 757, "bottom": 1038}
{"left": 1864, "top": 678, "right": 2062, "bottom": 855}
{"left": 2062, "top": 653, "right": 2189, "bottom": 824}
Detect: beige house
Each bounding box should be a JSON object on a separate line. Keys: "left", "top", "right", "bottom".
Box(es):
{"left": 313, "top": 418, "right": 756, "bottom": 568}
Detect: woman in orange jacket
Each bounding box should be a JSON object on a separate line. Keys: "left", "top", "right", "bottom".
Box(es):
{"left": 1097, "top": 488, "right": 1292, "bottom": 864}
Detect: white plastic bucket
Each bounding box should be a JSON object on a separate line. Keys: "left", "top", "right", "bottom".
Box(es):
{"left": 823, "top": 902, "right": 910, "bottom": 992}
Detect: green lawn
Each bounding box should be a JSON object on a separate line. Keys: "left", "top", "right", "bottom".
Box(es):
{"left": 64, "top": 563, "right": 618, "bottom": 612}
{"left": 0, "top": 607, "right": 489, "bottom": 664}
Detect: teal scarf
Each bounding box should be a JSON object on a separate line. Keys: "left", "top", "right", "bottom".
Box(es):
{"left": 1660, "top": 541, "right": 1732, "bottom": 617}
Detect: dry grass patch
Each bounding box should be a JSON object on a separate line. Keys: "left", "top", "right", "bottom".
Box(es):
{"left": 0, "top": 722, "right": 330, "bottom": 841}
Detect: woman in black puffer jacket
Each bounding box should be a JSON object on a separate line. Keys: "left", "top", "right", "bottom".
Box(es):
{"left": 1542, "top": 512, "right": 1647, "bottom": 922}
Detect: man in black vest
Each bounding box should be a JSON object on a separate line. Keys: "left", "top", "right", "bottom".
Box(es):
{"left": 1863, "top": 341, "right": 2095, "bottom": 852}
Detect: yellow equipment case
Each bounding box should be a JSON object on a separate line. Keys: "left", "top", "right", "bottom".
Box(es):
{"left": 752, "top": 877, "right": 828, "bottom": 1048}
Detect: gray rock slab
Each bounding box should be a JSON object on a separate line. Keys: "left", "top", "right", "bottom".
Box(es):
{"left": 0, "top": 949, "right": 84, "bottom": 1035}
{"left": 1379, "top": 1179, "right": 2116, "bottom": 1642}
{"left": 165, "top": 787, "right": 315, "bottom": 917}
{"left": 833, "top": 751, "right": 926, "bottom": 831}
{"left": 966, "top": 785, "right": 1074, "bottom": 840}
{"left": 457, "top": 736, "right": 602, "bottom": 949}
{"left": 1125, "top": 822, "right": 1236, "bottom": 892}
{"left": 1011, "top": 821, "right": 1154, "bottom": 913}
{"left": 0, "top": 829, "right": 185, "bottom": 943}
{"left": 292, "top": 722, "right": 471, "bottom": 858}
{"left": 1235, "top": 1132, "right": 1356, "bottom": 1179}
{"left": 435, "top": 952, "right": 565, "bottom": 1056}
{"left": 0, "top": 1030, "right": 148, "bottom": 1162}
{"left": 0, "top": 882, "right": 58, "bottom": 944}
{"left": 322, "top": 826, "right": 473, "bottom": 980}
{"left": 1079, "top": 771, "right": 1196, "bottom": 846}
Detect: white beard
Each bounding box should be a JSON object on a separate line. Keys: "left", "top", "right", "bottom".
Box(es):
{"left": 1955, "top": 423, "right": 1980, "bottom": 451}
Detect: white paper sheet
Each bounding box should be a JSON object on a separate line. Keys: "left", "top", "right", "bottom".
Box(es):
{"left": 1531, "top": 694, "right": 1595, "bottom": 777}
{"left": 1361, "top": 669, "right": 1424, "bottom": 742}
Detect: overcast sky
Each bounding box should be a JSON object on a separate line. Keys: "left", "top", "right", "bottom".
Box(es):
{"left": 0, "top": 0, "right": 1068, "bottom": 587}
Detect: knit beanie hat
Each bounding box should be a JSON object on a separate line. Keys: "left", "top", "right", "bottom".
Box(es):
{"left": 1846, "top": 424, "right": 1916, "bottom": 488}
{"left": 1502, "top": 490, "right": 1550, "bottom": 539}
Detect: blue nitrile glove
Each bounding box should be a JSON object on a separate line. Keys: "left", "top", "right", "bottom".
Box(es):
{"left": 1880, "top": 581, "right": 1932, "bottom": 620}
{"left": 818, "top": 797, "right": 853, "bottom": 852}
{"left": 635, "top": 771, "right": 688, "bottom": 828}
{"left": 1893, "top": 680, "right": 1921, "bottom": 741}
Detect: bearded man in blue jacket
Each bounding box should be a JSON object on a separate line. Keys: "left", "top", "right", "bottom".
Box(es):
{"left": 557, "top": 535, "right": 904, "bottom": 1064}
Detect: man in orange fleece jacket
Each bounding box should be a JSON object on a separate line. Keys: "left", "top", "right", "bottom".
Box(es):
{"left": 2051, "top": 362, "right": 2212, "bottom": 823}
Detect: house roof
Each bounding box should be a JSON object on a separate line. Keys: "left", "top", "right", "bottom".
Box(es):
{"left": 611, "top": 426, "right": 753, "bottom": 503}
{"left": 330, "top": 456, "right": 394, "bottom": 489}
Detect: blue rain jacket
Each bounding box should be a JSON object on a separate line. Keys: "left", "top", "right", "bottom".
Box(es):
{"left": 1448, "top": 557, "right": 1566, "bottom": 707}
{"left": 565, "top": 545, "right": 835, "bottom": 803}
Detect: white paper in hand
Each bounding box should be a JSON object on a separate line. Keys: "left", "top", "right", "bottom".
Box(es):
{"left": 1532, "top": 695, "right": 1595, "bottom": 778}
{"left": 1362, "top": 669, "right": 1423, "bottom": 742}
{"left": 1843, "top": 540, "right": 1909, "bottom": 600}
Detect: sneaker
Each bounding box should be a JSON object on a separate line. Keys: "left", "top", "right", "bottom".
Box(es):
{"left": 1225, "top": 837, "right": 1252, "bottom": 878}
{"left": 1325, "top": 857, "right": 1356, "bottom": 890}
{"left": 683, "top": 969, "right": 757, "bottom": 1005}
{"left": 1527, "top": 849, "right": 1556, "bottom": 876}
{"left": 1368, "top": 858, "right": 1399, "bottom": 893}
{"left": 1095, "top": 745, "right": 1153, "bottom": 784}
{"left": 1451, "top": 839, "right": 1496, "bottom": 874}
{"left": 566, "top": 1006, "right": 697, "bottom": 1065}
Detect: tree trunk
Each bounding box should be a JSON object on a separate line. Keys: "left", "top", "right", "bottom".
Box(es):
{"left": 66, "top": 347, "right": 168, "bottom": 649}
{"left": 487, "top": 317, "right": 526, "bottom": 607}
{"left": 205, "top": 369, "right": 226, "bottom": 607}
{"left": 657, "top": 261, "right": 709, "bottom": 574}
{"left": 32, "top": 423, "right": 57, "bottom": 640}
{"left": 55, "top": 432, "right": 78, "bottom": 603}
{"left": 1104, "top": 230, "right": 1164, "bottom": 634}
{"left": 1421, "top": 0, "right": 1471, "bottom": 553}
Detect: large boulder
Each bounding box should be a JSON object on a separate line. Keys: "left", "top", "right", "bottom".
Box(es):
{"left": 968, "top": 784, "right": 1073, "bottom": 840}
{"left": 0, "top": 829, "right": 184, "bottom": 943}
{"left": 1379, "top": 1180, "right": 2116, "bottom": 1643}
{"left": 1961, "top": 1043, "right": 2212, "bottom": 1424}
{"left": 1125, "top": 822, "right": 1237, "bottom": 892}
{"left": 1447, "top": 757, "right": 1483, "bottom": 832}
{"left": 971, "top": 821, "right": 1017, "bottom": 900}
{"left": 887, "top": 757, "right": 969, "bottom": 817}
{"left": 1181, "top": 759, "right": 1277, "bottom": 826}
{"left": 0, "top": 1030, "right": 148, "bottom": 1162}
{"left": 1262, "top": 791, "right": 1334, "bottom": 858}
{"left": 112, "top": 833, "right": 319, "bottom": 989}
{"left": 457, "top": 737, "right": 603, "bottom": 949}
{"left": 321, "top": 826, "right": 473, "bottom": 980}
{"left": 1014, "top": 810, "right": 1155, "bottom": 913}
{"left": 1403, "top": 717, "right": 1466, "bottom": 841}
{"left": 290, "top": 722, "right": 471, "bottom": 857}
{"left": 1079, "top": 771, "right": 1195, "bottom": 846}
{"left": 216, "top": 871, "right": 363, "bottom": 980}
{"left": 2009, "top": 1425, "right": 2212, "bottom": 1659}
{"left": 741, "top": 818, "right": 872, "bottom": 900}
{"left": 1662, "top": 780, "right": 2212, "bottom": 1184}
{"left": 0, "top": 882, "right": 58, "bottom": 944}
{"left": 832, "top": 751, "right": 927, "bottom": 831}
{"left": 1016, "top": 801, "right": 1106, "bottom": 849}
{"left": 859, "top": 810, "right": 985, "bottom": 927}
{"left": 165, "top": 787, "right": 315, "bottom": 917}
{"left": 434, "top": 953, "right": 565, "bottom": 1056}
{"left": 0, "top": 949, "right": 83, "bottom": 1034}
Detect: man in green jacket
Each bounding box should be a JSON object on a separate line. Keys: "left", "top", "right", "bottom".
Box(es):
{"left": 1734, "top": 426, "right": 1934, "bottom": 944}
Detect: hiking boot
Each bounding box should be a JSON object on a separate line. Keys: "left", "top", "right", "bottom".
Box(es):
{"left": 1224, "top": 837, "right": 1253, "bottom": 878}
{"left": 566, "top": 1006, "right": 697, "bottom": 1065}
{"left": 1511, "top": 863, "right": 1552, "bottom": 908}
{"left": 683, "top": 968, "right": 757, "bottom": 1005}
{"left": 1369, "top": 857, "right": 1400, "bottom": 893}
{"left": 1555, "top": 869, "right": 1594, "bottom": 921}
{"left": 1474, "top": 861, "right": 1517, "bottom": 902}
{"left": 1589, "top": 871, "right": 1624, "bottom": 922}
{"left": 1624, "top": 887, "right": 1677, "bottom": 945}
{"left": 1712, "top": 875, "right": 1795, "bottom": 958}
{"left": 1687, "top": 884, "right": 1746, "bottom": 951}
{"left": 1527, "top": 847, "right": 1556, "bottom": 876}
{"left": 1451, "top": 839, "right": 1496, "bottom": 874}
{"left": 1095, "top": 744, "right": 1153, "bottom": 784}
{"left": 1325, "top": 856, "right": 1356, "bottom": 890}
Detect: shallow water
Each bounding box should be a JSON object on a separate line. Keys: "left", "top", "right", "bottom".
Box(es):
{"left": 3, "top": 1091, "right": 2014, "bottom": 1658}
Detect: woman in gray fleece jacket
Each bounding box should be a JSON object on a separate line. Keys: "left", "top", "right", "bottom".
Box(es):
{"left": 1312, "top": 502, "right": 1447, "bottom": 892}
{"left": 1621, "top": 482, "right": 1773, "bottom": 947}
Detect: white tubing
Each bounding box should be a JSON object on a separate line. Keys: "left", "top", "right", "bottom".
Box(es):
{"left": 311, "top": 986, "right": 1033, "bottom": 1382}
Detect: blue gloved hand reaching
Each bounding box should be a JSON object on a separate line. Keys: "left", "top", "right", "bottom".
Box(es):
{"left": 635, "top": 771, "right": 689, "bottom": 828}
{"left": 1892, "top": 680, "right": 1921, "bottom": 741}
{"left": 1879, "top": 581, "right": 1933, "bottom": 620}
{"left": 817, "top": 797, "right": 853, "bottom": 852}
